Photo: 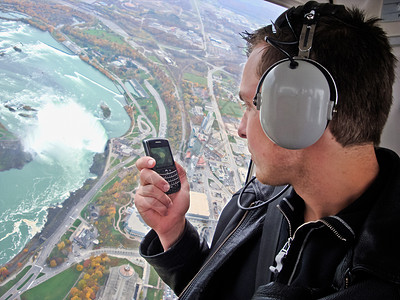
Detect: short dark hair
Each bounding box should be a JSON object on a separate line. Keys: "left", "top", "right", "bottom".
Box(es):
{"left": 242, "top": 1, "right": 397, "bottom": 147}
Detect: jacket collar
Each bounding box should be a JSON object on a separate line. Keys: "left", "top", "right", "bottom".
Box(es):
{"left": 278, "top": 191, "right": 356, "bottom": 243}
{"left": 352, "top": 148, "right": 400, "bottom": 284}
{"left": 275, "top": 148, "right": 400, "bottom": 284}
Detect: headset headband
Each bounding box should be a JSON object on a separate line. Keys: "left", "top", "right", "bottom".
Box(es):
{"left": 252, "top": 1, "right": 342, "bottom": 149}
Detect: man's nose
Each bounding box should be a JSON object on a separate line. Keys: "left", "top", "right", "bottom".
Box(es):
{"left": 238, "top": 114, "right": 247, "bottom": 139}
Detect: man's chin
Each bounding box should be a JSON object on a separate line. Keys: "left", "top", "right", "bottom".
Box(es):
{"left": 255, "top": 172, "right": 288, "bottom": 187}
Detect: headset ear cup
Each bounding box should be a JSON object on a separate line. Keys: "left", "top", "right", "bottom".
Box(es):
{"left": 259, "top": 59, "right": 336, "bottom": 149}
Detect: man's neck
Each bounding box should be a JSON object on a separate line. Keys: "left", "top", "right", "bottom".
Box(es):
{"left": 293, "top": 139, "right": 379, "bottom": 223}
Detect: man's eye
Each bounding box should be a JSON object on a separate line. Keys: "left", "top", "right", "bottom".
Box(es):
{"left": 242, "top": 101, "right": 253, "bottom": 111}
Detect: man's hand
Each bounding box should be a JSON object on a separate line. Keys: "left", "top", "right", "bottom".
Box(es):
{"left": 134, "top": 156, "right": 190, "bottom": 250}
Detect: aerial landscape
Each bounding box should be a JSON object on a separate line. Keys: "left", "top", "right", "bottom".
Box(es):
{"left": 0, "top": 0, "right": 285, "bottom": 299}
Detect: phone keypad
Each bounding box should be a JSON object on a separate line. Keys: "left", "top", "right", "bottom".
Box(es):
{"left": 159, "top": 169, "right": 181, "bottom": 194}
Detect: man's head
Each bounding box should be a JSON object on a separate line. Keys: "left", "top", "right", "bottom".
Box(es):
{"left": 242, "top": 1, "right": 396, "bottom": 148}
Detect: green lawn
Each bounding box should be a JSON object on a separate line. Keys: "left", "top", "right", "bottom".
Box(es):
{"left": 20, "top": 267, "right": 81, "bottom": 300}
{"left": 101, "top": 176, "right": 121, "bottom": 192}
{"left": 146, "top": 287, "right": 163, "bottom": 300}
{"left": 183, "top": 72, "right": 207, "bottom": 86}
{"left": 148, "top": 266, "right": 159, "bottom": 287}
{"left": 72, "top": 219, "right": 82, "bottom": 228}
{"left": 110, "top": 157, "right": 121, "bottom": 168}
{"left": 218, "top": 99, "right": 244, "bottom": 118}
{"left": 137, "top": 91, "right": 160, "bottom": 131}
{"left": 84, "top": 28, "right": 125, "bottom": 44}
{"left": 148, "top": 55, "right": 161, "bottom": 63}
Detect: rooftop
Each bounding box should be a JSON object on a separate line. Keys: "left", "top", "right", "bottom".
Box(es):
{"left": 188, "top": 191, "right": 210, "bottom": 218}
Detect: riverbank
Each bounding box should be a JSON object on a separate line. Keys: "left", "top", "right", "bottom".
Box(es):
{"left": 0, "top": 138, "right": 32, "bottom": 172}
{"left": 0, "top": 141, "right": 109, "bottom": 277}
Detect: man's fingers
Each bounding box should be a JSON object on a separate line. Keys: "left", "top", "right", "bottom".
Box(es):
{"left": 136, "top": 185, "right": 172, "bottom": 216}
{"left": 139, "top": 196, "right": 169, "bottom": 216}
{"left": 175, "top": 162, "right": 187, "bottom": 179}
{"left": 139, "top": 168, "right": 170, "bottom": 192}
{"left": 136, "top": 156, "right": 171, "bottom": 192}
{"left": 135, "top": 156, "right": 156, "bottom": 171}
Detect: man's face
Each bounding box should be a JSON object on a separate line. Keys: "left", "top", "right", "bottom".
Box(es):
{"left": 237, "top": 44, "right": 304, "bottom": 186}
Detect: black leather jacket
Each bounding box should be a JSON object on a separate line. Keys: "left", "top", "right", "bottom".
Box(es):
{"left": 140, "top": 148, "right": 400, "bottom": 299}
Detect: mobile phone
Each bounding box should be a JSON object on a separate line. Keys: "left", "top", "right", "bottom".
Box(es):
{"left": 142, "top": 138, "right": 181, "bottom": 194}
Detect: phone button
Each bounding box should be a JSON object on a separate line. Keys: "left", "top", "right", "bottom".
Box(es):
{"left": 159, "top": 170, "right": 181, "bottom": 194}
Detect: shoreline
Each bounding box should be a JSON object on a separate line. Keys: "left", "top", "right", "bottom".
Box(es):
{"left": 1, "top": 141, "right": 109, "bottom": 273}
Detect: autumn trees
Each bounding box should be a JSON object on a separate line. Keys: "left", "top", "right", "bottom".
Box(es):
{"left": 47, "top": 238, "right": 72, "bottom": 268}
{"left": 69, "top": 253, "right": 109, "bottom": 300}
{"left": 2, "top": 0, "right": 93, "bottom": 29}
{"left": 0, "top": 266, "right": 10, "bottom": 282}
{"left": 92, "top": 173, "right": 139, "bottom": 248}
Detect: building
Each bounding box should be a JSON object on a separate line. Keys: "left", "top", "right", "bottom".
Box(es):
{"left": 74, "top": 228, "right": 95, "bottom": 249}
{"left": 100, "top": 265, "right": 143, "bottom": 300}
{"left": 187, "top": 191, "right": 210, "bottom": 220}
{"left": 125, "top": 206, "right": 151, "bottom": 238}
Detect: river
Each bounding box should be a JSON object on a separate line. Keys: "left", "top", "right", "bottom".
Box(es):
{"left": 0, "top": 15, "right": 130, "bottom": 265}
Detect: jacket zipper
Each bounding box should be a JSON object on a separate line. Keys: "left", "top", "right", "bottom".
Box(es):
{"left": 277, "top": 203, "right": 351, "bottom": 240}
{"left": 178, "top": 208, "right": 252, "bottom": 299}
{"left": 269, "top": 236, "right": 293, "bottom": 274}
{"left": 345, "top": 274, "right": 350, "bottom": 289}
{"left": 276, "top": 205, "right": 351, "bottom": 284}
{"left": 319, "top": 219, "right": 348, "bottom": 241}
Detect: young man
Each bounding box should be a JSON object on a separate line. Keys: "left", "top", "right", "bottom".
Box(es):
{"left": 134, "top": 1, "right": 399, "bottom": 299}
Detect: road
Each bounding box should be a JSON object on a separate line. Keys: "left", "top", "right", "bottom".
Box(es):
{"left": 192, "top": 0, "right": 207, "bottom": 53}
{"left": 207, "top": 66, "right": 242, "bottom": 191}
{"left": 144, "top": 80, "right": 167, "bottom": 137}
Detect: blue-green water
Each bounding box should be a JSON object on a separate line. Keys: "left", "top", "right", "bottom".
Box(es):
{"left": 0, "top": 18, "right": 130, "bottom": 265}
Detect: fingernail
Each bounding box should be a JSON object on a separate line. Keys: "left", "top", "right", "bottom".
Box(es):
{"left": 148, "top": 158, "right": 155, "bottom": 167}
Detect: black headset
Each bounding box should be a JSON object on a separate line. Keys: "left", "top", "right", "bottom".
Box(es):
{"left": 253, "top": 4, "right": 339, "bottom": 150}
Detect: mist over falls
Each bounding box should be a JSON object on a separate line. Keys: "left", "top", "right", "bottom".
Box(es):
{"left": 23, "top": 100, "right": 108, "bottom": 168}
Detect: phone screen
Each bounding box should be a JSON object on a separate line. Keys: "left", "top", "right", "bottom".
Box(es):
{"left": 149, "top": 146, "right": 174, "bottom": 168}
